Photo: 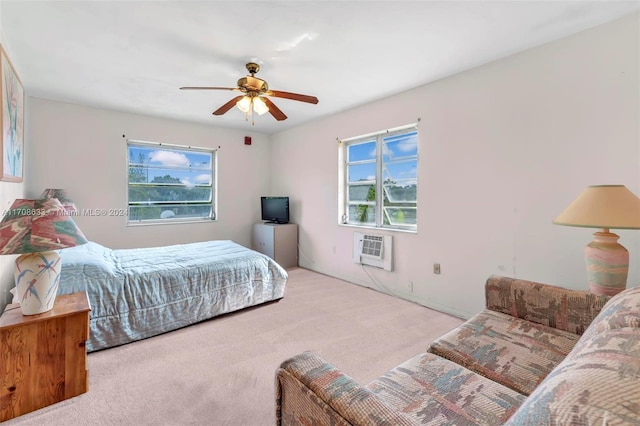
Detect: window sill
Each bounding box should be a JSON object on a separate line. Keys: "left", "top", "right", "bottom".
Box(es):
{"left": 127, "top": 218, "right": 216, "bottom": 227}
{"left": 338, "top": 222, "right": 417, "bottom": 234}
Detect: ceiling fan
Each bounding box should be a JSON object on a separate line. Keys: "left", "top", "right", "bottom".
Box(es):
{"left": 180, "top": 62, "right": 319, "bottom": 122}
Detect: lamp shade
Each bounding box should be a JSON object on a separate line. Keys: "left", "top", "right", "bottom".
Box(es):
{"left": 41, "top": 188, "right": 77, "bottom": 213}
{"left": 553, "top": 185, "right": 640, "bottom": 230}
{"left": 0, "top": 198, "right": 88, "bottom": 255}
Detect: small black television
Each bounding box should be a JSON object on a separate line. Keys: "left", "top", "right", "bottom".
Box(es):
{"left": 261, "top": 196, "right": 290, "bottom": 224}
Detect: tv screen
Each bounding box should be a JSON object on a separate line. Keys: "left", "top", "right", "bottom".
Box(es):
{"left": 261, "top": 197, "right": 290, "bottom": 224}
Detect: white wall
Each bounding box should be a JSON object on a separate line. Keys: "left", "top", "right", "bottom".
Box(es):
{"left": 270, "top": 13, "right": 640, "bottom": 319}
{"left": 25, "top": 98, "right": 271, "bottom": 249}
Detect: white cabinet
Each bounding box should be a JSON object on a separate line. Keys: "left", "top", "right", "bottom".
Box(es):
{"left": 252, "top": 223, "right": 298, "bottom": 268}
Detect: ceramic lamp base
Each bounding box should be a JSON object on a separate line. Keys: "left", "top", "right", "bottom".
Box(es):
{"left": 14, "top": 251, "right": 62, "bottom": 315}
{"left": 584, "top": 231, "right": 629, "bottom": 296}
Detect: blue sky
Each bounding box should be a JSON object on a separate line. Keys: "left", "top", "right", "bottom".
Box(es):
{"left": 129, "top": 145, "right": 212, "bottom": 186}
{"left": 347, "top": 131, "right": 418, "bottom": 184}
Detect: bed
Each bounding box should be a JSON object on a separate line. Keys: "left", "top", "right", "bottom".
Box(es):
{"left": 57, "top": 240, "right": 288, "bottom": 352}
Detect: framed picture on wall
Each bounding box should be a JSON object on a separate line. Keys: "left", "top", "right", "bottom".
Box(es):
{"left": 0, "top": 45, "right": 24, "bottom": 182}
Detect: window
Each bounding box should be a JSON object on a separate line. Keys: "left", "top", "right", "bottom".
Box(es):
{"left": 339, "top": 124, "right": 418, "bottom": 231}
{"left": 127, "top": 140, "right": 216, "bottom": 224}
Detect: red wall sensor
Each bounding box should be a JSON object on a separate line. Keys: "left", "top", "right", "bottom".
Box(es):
{"left": 244, "top": 136, "right": 252, "bottom": 145}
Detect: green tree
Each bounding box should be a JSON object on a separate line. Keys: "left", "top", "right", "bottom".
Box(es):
{"left": 128, "top": 152, "right": 162, "bottom": 220}
{"left": 129, "top": 151, "right": 148, "bottom": 183}
{"left": 151, "top": 175, "right": 181, "bottom": 184}
{"left": 357, "top": 185, "right": 376, "bottom": 223}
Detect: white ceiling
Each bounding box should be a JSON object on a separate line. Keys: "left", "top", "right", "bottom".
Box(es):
{"left": 2, "top": 1, "right": 638, "bottom": 135}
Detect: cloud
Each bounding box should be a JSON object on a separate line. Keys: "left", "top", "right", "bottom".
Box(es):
{"left": 396, "top": 140, "right": 417, "bottom": 153}
{"left": 194, "top": 174, "right": 211, "bottom": 184}
{"left": 148, "top": 150, "right": 190, "bottom": 167}
{"left": 276, "top": 32, "right": 318, "bottom": 52}
{"left": 181, "top": 178, "right": 195, "bottom": 188}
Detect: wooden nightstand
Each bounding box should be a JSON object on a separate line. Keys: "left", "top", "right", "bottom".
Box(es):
{"left": 0, "top": 292, "right": 91, "bottom": 421}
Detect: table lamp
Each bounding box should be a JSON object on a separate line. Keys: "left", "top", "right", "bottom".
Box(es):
{"left": 553, "top": 185, "right": 640, "bottom": 296}
{"left": 0, "top": 198, "right": 88, "bottom": 315}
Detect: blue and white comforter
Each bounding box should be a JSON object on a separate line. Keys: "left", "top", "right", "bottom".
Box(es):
{"left": 58, "top": 240, "right": 288, "bottom": 352}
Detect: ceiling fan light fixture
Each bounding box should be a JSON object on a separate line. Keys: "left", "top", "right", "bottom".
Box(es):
{"left": 182, "top": 62, "right": 317, "bottom": 123}
{"left": 253, "top": 97, "right": 269, "bottom": 116}
{"left": 236, "top": 96, "right": 252, "bottom": 113}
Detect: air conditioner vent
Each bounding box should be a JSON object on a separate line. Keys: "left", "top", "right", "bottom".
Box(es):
{"left": 361, "top": 235, "right": 383, "bottom": 259}
{"left": 353, "top": 232, "right": 392, "bottom": 271}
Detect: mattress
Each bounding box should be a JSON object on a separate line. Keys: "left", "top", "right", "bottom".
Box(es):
{"left": 57, "top": 240, "right": 288, "bottom": 352}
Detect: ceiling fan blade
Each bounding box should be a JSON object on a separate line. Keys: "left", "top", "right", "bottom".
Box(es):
{"left": 267, "top": 90, "right": 319, "bottom": 104}
{"left": 180, "top": 86, "right": 240, "bottom": 91}
{"left": 263, "top": 98, "right": 288, "bottom": 121}
{"left": 213, "top": 96, "right": 244, "bottom": 116}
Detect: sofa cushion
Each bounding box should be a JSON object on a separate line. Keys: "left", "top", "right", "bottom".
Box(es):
{"left": 367, "top": 352, "right": 526, "bottom": 425}
{"left": 428, "top": 309, "right": 579, "bottom": 396}
{"left": 505, "top": 327, "right": 640, "bottom": 425}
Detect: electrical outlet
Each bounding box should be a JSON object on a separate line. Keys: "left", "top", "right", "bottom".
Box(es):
{"left": 433, "top": 263, "right": 441, "bottom": 274}
{"left": 408, "top": 281, "right": 414, "bottom": 292}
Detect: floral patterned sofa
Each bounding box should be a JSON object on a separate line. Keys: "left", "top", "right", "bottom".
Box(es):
{"left": 275, "top": 275, "right": 640, "bottom": 425}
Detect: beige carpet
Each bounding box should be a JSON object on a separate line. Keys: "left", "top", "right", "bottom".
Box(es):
{"left": 5, "top": 267, "right": 463, "bottom": 426}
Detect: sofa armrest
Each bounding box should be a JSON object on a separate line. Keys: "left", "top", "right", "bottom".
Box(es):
{"left": 485, "top": 275, "right": 610, "bottom": 335}
{"left": 276, "top": 351, "right": 414, "bottom": 426}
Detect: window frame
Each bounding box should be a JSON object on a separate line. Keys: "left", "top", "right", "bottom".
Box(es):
{"left": 338, "top": 124, "right": 418, "bottom": 232}
{"left": 126, "top": 139, "right": 217, "bottom": 226}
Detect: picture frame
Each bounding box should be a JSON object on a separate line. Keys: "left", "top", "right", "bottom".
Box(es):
{"left": 0, "top": 45, "right": 24, "bottom": 182}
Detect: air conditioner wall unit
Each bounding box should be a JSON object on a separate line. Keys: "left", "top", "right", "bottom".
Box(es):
{"left": 353, "top": 232, "right": 392, "bottom": 271}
